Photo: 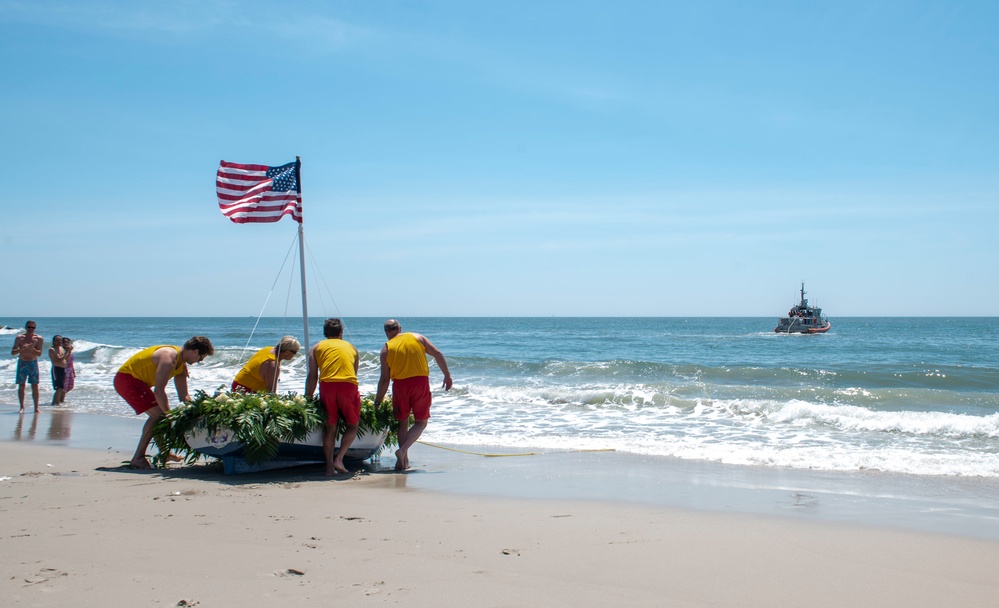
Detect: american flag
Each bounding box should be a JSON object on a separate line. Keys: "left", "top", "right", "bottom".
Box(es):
{"left": 217, "top": 160, "right": 303, "bottom": 223}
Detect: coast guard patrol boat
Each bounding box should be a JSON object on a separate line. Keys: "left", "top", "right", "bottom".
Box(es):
{"left": 774, "top": 283, "right": 831, "bottom": 334}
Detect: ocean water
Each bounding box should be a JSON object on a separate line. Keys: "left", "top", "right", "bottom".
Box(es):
{"left": 2, "top": 316, "right": 997, "bottom": 477}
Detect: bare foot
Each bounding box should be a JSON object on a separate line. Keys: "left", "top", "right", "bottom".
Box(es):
{"left": 167, "top": 453, "right": 183, "bottom": 462}
{"left": 394, "top": 449, "right": 407, "bottom": 471}
{"left": 129, "top": 457, "right": 152, "bottom": 470}
{"left": 332, "top": 461, "right": 348, "bottom": 474}
{"left": 324, "top": 464, "right": 335, "bottom": 477}
{"left": 18, "top": 408, "right": 24, "bottom": 415}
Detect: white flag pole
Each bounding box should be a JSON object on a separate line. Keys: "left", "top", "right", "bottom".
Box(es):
{"left": 296, "top": 156, "right": 310, "bottom": 362}
{"left": 271, "top": 337, "right": 283, "bottom": 394}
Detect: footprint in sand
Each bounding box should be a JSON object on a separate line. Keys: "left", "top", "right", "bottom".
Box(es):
{"left": 23, "top": 567, "right": 67, "bottom": 586}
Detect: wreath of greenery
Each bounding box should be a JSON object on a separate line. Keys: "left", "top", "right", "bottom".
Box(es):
{"left": 151, "top": 388, "right": 398, "bottom": 468}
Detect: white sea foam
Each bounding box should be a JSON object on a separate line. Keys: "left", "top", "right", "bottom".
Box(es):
{"left": 420, "top": 385, "right": 999, "bottom": 477}
{"left": 3, "top": 316, "right": 998, "bottom": 478}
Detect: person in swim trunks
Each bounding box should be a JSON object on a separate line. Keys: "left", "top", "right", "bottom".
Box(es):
{"left": 114, "top": 336, "right": 214, "bottom": 469}
{"left": 374, "top": 319, "right": 452, "bottom": 471}
{"left": 232, "top": 336, "right": 300, "bottom": 394}
{"left": 49, "top": 335, "right": 68, "bottom": 405}
{"left": 305, "top": 319, "right": 360, "bottom": 476}
{"left": 11, "top": 320, "right": 44, "bottom": 414}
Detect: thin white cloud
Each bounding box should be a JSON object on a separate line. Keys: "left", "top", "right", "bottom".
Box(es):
{"left": 0, "top": 0, "right": 373, "bottom": 50}
{"left": 1, "top": 0, "right": 227, "bottom": 34}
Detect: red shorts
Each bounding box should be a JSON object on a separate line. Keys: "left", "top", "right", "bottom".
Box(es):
{"left": 392, "top": 376, "right": 431, "bottom": 421}
{"left": 319, "top": 381, "right": 361, "bottom": 426}
{"left": 114, "top": 372, "right": 158, "bottom": 415}
{"left": 231, "top": 381, "right": 254, "bottom": 393}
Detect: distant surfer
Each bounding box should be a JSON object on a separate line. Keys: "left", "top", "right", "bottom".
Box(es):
{"left": 11, "top": 320, "right": 44, "bottom": 414}
{"left": 232, "top": 336, "right": 301, "bottom": 393}
{"left": 305, "top": 318, "right": 361, "bottom": 476}
{"left": 113, "top": 337, "right": 215, "bottom": 469}
{"left": 374, "top": 319, "right": 452, "bottom": 471}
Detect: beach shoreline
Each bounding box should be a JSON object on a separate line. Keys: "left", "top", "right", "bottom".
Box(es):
{"left": 5, "top": 316, "right": 998, "bottom": 479}
{"left": 3, "top": 403, "right": 999, "bottom": 542}
{"left": 3, "top": 438, "right": 999, "bottom": 607}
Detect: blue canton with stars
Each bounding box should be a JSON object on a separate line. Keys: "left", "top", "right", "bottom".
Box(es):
{"left": 266, "top": 162, "right": 299, "bottom": 192}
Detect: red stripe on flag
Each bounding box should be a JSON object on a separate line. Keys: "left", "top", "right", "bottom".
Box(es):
{"left": 217, "top": 159, "right": 302, "bottom": 224}
{"left": 218, "top": 161, "right": 270, "bottom": 172}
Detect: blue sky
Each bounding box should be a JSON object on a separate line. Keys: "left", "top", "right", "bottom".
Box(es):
{"left": 2, "top": 1, "right": 997, "bottom": 317}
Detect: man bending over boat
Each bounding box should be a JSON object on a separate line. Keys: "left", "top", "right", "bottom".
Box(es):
{"left": 374, "top": 319, "right": 452, "bottom": 471}
{"left": 114, "top": 336, "right": 214, "bottom": 469}
{"left": 232, "top": 336, "right": 301, "bottom": 393}
{"left": 305, "top": 318, "right": 360, "bottom": 476}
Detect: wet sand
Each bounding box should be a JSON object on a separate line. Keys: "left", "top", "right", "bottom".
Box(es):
{"left": 4, "top": 404, "right": 999, "bottom": 607}
{"left": 3, "top": 405, "right": 999, "bottom": 540}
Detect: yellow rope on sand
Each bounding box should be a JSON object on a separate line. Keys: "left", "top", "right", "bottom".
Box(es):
{"left": 415, "top": 442, "right": 537, "bottom": 457}
{"left": 416, "top": 441, "right": 615, "bottom": 458}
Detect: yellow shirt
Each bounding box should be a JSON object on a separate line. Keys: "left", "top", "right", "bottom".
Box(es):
{"left": 118, "top": 345, "right": 184, "bottom": 387}
{"left": 233, "top": 347, "right": 275, "bottom": 393}
{"left": 386, "top": 332, "right": 429, "bottom": 380}
{"left": 314, "top": 339, "right": 357, "bottom": 384}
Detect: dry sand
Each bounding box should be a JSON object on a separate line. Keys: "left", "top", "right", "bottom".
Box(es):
{"left": 2, "top": 441, "right": 998, "bottom": 608}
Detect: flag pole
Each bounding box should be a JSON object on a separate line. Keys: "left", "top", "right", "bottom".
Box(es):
{"left": 296, "top": 156, "right": 310, "bottom": 361}
{"left": 271, "top": 337, "right": 283, "bottom": 394}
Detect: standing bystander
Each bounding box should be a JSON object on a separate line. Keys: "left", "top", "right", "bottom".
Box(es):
{"left": 11, "top": 321, "right": 44, "bottom": 414}
{"left": 61, "top": 337, "right": 76, "bottom": 402}
{"left": 49, "top": 335, "right": 68, "bottom": 405}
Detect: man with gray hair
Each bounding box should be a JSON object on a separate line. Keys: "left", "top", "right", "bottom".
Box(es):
{"left": 374, "top": 319, "right": 452, "bottom": 471}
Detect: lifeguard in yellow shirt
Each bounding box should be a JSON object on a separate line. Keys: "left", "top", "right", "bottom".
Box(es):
{"left": 114, "top": 336, "right": 214, "bottom": 469}
{"left": 232, "top": 336, "right": 301, "bottom": 394}
{"left": 305, "top": 318, "right": 360, "bottom": 476}
{"left": 374, "top": 319, "right": 452, "bottom": 471}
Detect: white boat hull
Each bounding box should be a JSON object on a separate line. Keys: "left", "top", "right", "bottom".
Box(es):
{"left": 185, "top": 426, "right": 388, "bottom": 474}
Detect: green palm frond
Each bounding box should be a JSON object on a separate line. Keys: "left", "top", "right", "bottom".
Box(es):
{"left": 152, "top": 387, "right": 399, "bottom": 467}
